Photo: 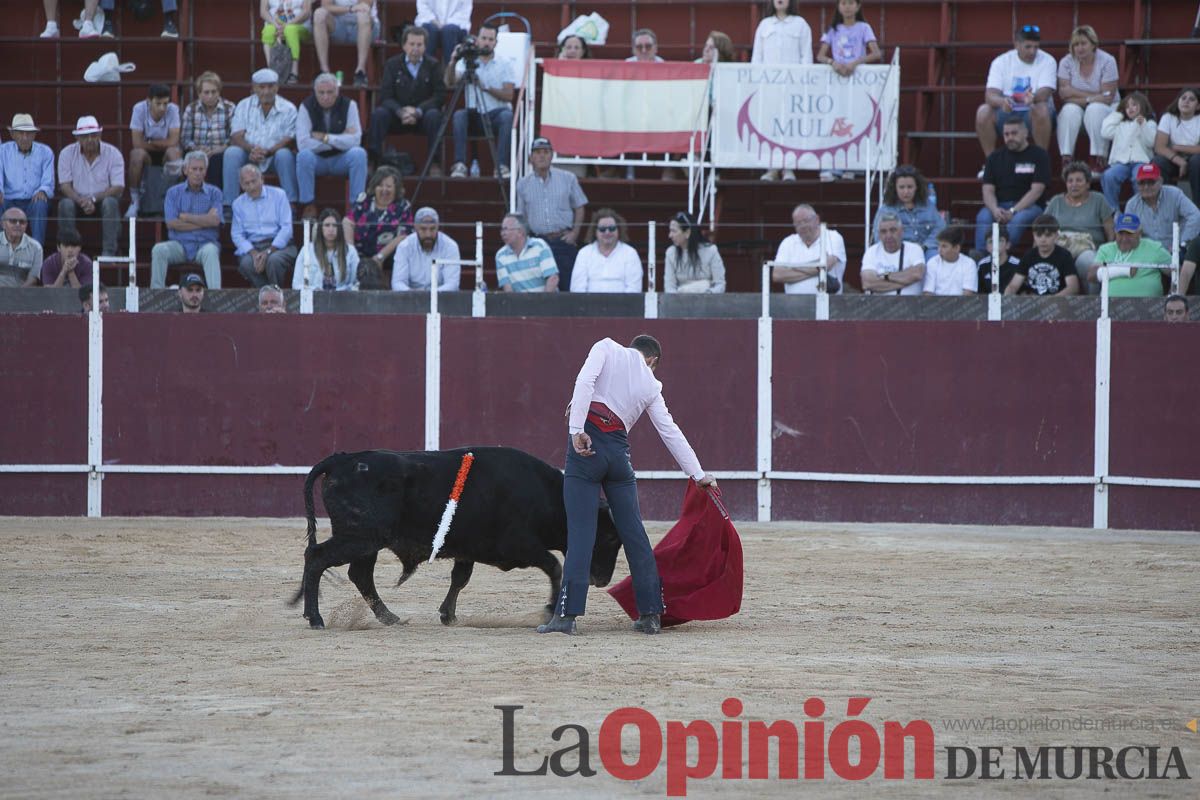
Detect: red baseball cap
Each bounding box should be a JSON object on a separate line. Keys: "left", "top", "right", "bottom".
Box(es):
{"left": 1135, "top": 163, "right": 1162, "bottom": 182}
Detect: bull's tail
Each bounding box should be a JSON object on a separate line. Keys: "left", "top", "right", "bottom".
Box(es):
{"left": 289, "top": 452, "right": 351, "bottom": 607}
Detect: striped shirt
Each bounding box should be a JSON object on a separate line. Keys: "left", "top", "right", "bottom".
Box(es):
{"left": 495, "top": 237, "right": 557, "bottom": 291}
{"left": 231, "top": 185, "right": 293, "bottom": 255}
{"left": 164, "top": 181, "right": 223, "bottom": 259}
{"left": 181, "top": 98, "right": 236, "bottom": 151}
{"left": 231, "top": 94, "right": 298, "bottom": 170}
{"left": 515, "top": 167, "right": 587, "bottom": 236}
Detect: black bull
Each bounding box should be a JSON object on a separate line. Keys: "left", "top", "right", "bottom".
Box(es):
{"left": 290, "top": 447, "right": 624, "bottom": 629}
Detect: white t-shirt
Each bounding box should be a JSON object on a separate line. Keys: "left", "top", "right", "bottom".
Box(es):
{"left": 861, "top": 241, "right": 925, "bottom": 296}
{"left": 751, "top": 15, "right": 813, "bottom": 64}
{"left": 923, "top": 254, "right": 979, "bottom": 295}
{"left": 986, "top": 49, "right": 1057, "bottom": 108}
{"left": 773, "top": 228, "right": 847, "bottom": 294}
{"left": 1158, "top": 113, "right": 1200, "bottom": 148}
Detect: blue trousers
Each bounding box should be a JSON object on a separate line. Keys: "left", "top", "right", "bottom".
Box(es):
{"left": 3, "top": 198, "right": 48, "bottom": 246}
{"left": 101, "top": 0, "right": 177, "bottom": 10}
{"left": 297, "top": 147, "right": 367, "bottom": 205}
{"left": 452, "top": 107, "right": 513, "bottom": 169}
{"left": 975, "top": 200, "right": 1042, "bottom": 252}
{"left": 1101, "top": 162, "right": 1145, "bottom": 212}
{"left": 422, "top": 22, "right": 465, "bottom": 62}
{"left": 559, "top": 421, "right": 662, "bottom": 617}
{"left": 223, "top": 147, "right": 298, "bottom": 206}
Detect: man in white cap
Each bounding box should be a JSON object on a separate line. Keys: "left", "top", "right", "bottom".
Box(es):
{"left": 390, "top": 206, "right": 461, "bottom": 291}
{"left": 57, "top": 115, "right": 124, "bottom": 257}
{"left": 0, "top": 114, "right": 55, "bottom": 246}
{"left": 223, "top": 68, "right": 298, "bottom": 215}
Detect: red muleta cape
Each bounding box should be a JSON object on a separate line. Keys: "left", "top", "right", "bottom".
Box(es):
{"left": 607, "top": 480, "right": 743, "bottom": 627}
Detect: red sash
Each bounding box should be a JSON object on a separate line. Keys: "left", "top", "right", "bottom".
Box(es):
{"left": 586, "top": 402, "right": 625, "bottom": 432}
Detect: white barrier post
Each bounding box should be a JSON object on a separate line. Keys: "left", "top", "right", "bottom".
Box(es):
{"left": 644, "top": 220, "right": 658, "bottom": 319}
{"left": 86, "top": 283, "right": 103, "bottom": 516}
{"left": 473, "top": 221, "right": 485, "bottom": 318}
{"left": 815, "top": 223, "right": 830, "bottom": 321}
{"left": 988, "top": 221, "right": 1001, "bottom": 321}
{"left": 1093, "top": 309, "right": 1111, "bottom": 529}
{"left": 758, "top": 261, "right": 773, "bottom": 521}
{"left": 125, "top": 217, "right": 139, "bottom": 313}
{"left": 425, "top": 256, "right": 441, "bottom": 451}
{"left": 299, "top": 218, "right": 314, "bottom": 314}
{"left": 1171, "top": 222, "right": 1181, "bottom": 294}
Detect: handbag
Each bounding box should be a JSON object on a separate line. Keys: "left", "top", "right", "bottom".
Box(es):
{"left": 269, "top": 41, "right": 294, "bottom": 82}
{"left": 1057, "top": 231, "right": 1096, "bottom": 259}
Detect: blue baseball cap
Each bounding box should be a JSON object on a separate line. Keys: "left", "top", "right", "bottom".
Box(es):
{"left": 1114, "top": 213, "right": 1141, "bottom": 233}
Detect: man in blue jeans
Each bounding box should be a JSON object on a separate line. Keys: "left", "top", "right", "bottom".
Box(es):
{"left": 444, "top": 23, "right": 515, "bottom": 179}
{"left": 975, "top": 117, "right": 1049, "bottom": 253}
{"left": 538, "top": 335, "right": 718, "bottom": 636}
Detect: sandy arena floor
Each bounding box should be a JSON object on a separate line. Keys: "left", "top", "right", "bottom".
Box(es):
{"left": 0, "top": 517, "right": 1196, "bottom": 798}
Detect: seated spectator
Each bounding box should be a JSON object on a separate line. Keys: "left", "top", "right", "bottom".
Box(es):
{"left": 558, "top": 34, "right": 590, "bottom": 60}
{"left": 151, "top": 151, "right": 223, "bottom": 289}
{"left": 627, "top": 28, "right": 665, "bottom": 63}
{"left": 752, "top": 0, "right": 813, "bottom": 65}
{"left": 1089, "top": 213, "right": 1170, "bottom": 297}
{"left": 664, "top": 211, "right": 725, "bottom": 293}
{"left": 975, "top": 116, "right": 1050, "bottom": 252}
{"left": 495, "top": 212, "right": 558, "bottom": 292}
{"left": 258, "top": 284, "right": 288, "bottom": 312}
{"left": 860, "top": 211, "right": 925, "bottom": 295}
{"left": 771, "top": 204, "right": 847, "bottom": 294}
{"left": 1181, "top": 236, "right": 1200, "bottom": 294}
{"left": 1123, "top": 163, "right": 1200, "bottom": 247}
{"left": 1100, "top": 92, "right": 1157, "bottom": 211}
{"left": 369, "top": 26, "right": 446, "bottom": 170}
{"left": 344, "top": 165, "right": 412, "bottom": 278}
{"left": 0, "top": 207, "right": 43, "bottom": 286}
{"left": 40, "top": 229, "right": 92, "bottom": 289}
{"left": 1006, "top": 214, "right": 1080, "bottom": 295}
{"left": 297, "top": 73, "right": 367, "bottom": 220}
{"left": 392, "top": 206, "right": 460, "bottom": 291}
{"left": 312, "top": 0, "right": 379, "bottom": 88}
{"left": 57, "top": 116, "right": 124, "bottom": 257}
{"left": 0, "top": 114, "right": 55, "bottom": 246}
{"left": 923, "top": 227, "right": 978, "bottom": 295}
{"left": 182, "top": 72, "right": 236, "bottom": 189}
{"left": 515, "top": 137, "right": 587, "bottom": 289}
{"left": 295, "top": 208, "right": 359, "bottom": 290}
{"left": 697, "top": 31, "right": 733, "bottom": 64}
{"left": 127, "top": 83, "right": 182, "bottom": 219}
{"left": 975, "top": 25, "right": 1056, "bottom": 159}
{"left": 260, "top": 0, "right": 312, "bottom": 85}
{"left": 446, "top": 23, "right": 515, "bottom": 179}
{"left": 1150, "top": 87, "right": 1200, "bottom": 204}
{"left": 231, "top": 164, "right": 298, "bottom": 288}
{"left": 571, "top": 208, "right": 643, "bottom": 293}
{"left": 224, "top": 69, "right": 298, "bottom": 213}
{"left": 1044, "top": 161, "right": 1115, "bottom": 291}
{"left": 96, "top": 0, "right": 179, "bottom": 38}
{"left": 177, "top": 272, "right": 206, "bottom": 313}
{"left": 976, "top": 228, "right": 1020, "bottom": 293}
{"left": 416, "top": 0, "right": 471, "bottom": 63}
{"left": 1163, "top": 294, "right": 1189, "bottom": 322}
{"left": 873, "top": 165, "right": 944, "bottom": 260}
{"left": 80, "top": 282, "right": 109, "bottom": 313}
{"left": 1055, "top": 25, "right": 1118, "bottom": 171}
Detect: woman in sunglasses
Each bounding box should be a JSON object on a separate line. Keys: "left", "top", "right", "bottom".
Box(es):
{"left": 872, "top": 165, "right": 944, "bottom": 260}
{"left": 664, "top": 212, "right": 725, "bottom": 293}
{"left": 570, "top": 208, "right": 643, "bottom": 292}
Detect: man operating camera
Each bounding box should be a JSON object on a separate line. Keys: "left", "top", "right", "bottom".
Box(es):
{"left": 444, "top": 23, "right": 516, "bottom": 180}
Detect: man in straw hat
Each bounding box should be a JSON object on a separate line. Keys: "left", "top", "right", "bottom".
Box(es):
{"left": 0, "top": 114, "right": 55, "bottom": 246}
{"left": 57, "top": 115, "right": 125, "bottom": 257}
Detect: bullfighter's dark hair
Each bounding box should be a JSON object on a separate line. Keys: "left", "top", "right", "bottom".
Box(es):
{"left": 630, "top": 335, "right": 662, "bottom": 361}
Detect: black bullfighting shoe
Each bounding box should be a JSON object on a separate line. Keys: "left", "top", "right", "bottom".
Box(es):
{"left": 536, "top": 614, "right": 578, "bottom": 635}
{"left": 632, "top": 614, "right": 662, "bottom": 634}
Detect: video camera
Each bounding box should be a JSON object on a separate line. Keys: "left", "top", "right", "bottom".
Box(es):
{"left": 457, "top": 35, "right": 482, "bottom": 71}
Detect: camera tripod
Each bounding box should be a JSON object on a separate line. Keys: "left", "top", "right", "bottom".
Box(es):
{"left": 410, "top": 55, "right": 508, "bottom": 208}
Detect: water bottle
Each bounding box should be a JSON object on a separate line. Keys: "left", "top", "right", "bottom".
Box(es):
{"left": 469, "top": 159, "right": 480, "bottom": 178}
{"left": 335, "top": 70, "right": 344, "bottom": 86}
{"left": 927, "top": 181, "right": 938, "bottom": 209}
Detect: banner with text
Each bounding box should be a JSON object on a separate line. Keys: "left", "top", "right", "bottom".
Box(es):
{"left": 711, "top": 62, "right": 899, "bottom": 171}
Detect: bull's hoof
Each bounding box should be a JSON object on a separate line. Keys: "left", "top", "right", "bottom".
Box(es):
{"left": 541, "top": 604, "right": 554, "bottom": 624}
{"left": 378, "top": 610, "right": 407, "bottom": 626}
{"left": 439, "top": 612, "right": 457, "bottom": 626}
{"left": 537, "top": 615, "right": 578, "bottom": 635}
{"left": 308, "top": 616, "right": 326, "bottom": 630}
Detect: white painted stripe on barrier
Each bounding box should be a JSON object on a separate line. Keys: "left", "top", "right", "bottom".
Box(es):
{"left": 1106, "top": 476, "right": 1200, "bottom": 489}
{"left": 767, "top": 471, "right": 1097, "bottom": 485}
{"left": 0, "top": 465, "right": 91, "bottom": 473}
